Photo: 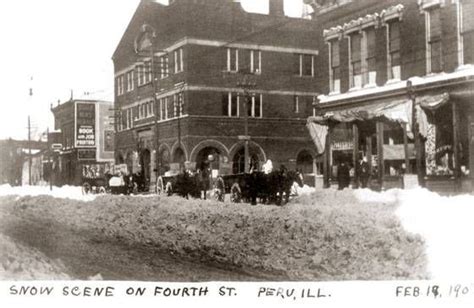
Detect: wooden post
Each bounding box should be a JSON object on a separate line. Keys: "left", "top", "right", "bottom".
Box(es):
{"left": 366, "top": 135, "right": 373, "bottom": 176}
{"left": 376, "top": 121, "right": 384, "bottom": 187}
{"left": 352, "top": 123, "right": 359, "bottom": 187}
{"left": 323, "top": 125, "right": 332, "bottom": 188}
{"left": 402, "top": 123, "right": 410, "bottom": 174}
{"left": 452, "top": 100, "right": 461, "bottom": 188}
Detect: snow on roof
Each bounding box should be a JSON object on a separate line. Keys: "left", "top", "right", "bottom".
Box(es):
{"left": 319, "top": 65, "right": 474, "bottom": 105}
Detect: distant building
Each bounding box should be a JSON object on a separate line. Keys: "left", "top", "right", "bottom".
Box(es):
{"left": 0, "top": 139, "right": 46, "bottom": 186}
{"left": 307, "top": 0, "right": 474, "bottom": 193}
{"left": 51, "top": 99, "right": 114, "bottom": 186}
{"left": 113, "top": 0, "right": 321, "bottom": 188}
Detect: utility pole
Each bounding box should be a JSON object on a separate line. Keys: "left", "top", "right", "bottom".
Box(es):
{"left": 237, "top": 74, "right": 256, "bottom": 173}
{"left": 28, "top": 116, "right": 32, "bottom": 185}
{"left": 407, "top": 80, "right": 423, "bottom": 186}
{"left": 47, "top": 127, "right": 52, "bottom": 191}
{"left": 150, "top": 43, "right": 161, "bottom": 181}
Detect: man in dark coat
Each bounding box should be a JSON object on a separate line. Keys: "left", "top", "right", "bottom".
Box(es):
{"left": 337, "top": 162, "right": 350, "bottom": 190}
{"left": 358, "top": 157, "right": 370, "bottom": 188}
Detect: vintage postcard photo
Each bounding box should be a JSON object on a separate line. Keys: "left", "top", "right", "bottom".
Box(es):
{"left": 0, "top": 0, "right": 473, "bottom": 306}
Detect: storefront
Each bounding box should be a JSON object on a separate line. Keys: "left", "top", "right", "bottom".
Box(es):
{"left": 308, "top": 78, "right": 474, "bottom": 193}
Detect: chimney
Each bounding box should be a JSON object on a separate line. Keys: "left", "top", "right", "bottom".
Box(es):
{"left": 269, "top": 0, "right": 284, "bottom": 16}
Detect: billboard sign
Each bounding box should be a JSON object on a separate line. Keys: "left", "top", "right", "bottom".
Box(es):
{"left": 76, "top": 103, "right": 96, "bottom": 147}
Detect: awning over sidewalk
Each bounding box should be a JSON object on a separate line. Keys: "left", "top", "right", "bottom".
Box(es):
{"left": 307, "top": 93, "right": 449, "bottom": 149}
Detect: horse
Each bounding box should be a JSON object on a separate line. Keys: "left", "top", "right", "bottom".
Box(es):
{"left": 260, "top": 169, "right": 304, "bottom": 205}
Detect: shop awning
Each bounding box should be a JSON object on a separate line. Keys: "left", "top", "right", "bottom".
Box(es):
{"left": 312, "top": 97, "right": 412, "bottom": 124}
{"left": 306, "top": 120, "right": 328, "bottom": 155}
{"left": 418, "top": 92, "right": 450, "bottom": 111}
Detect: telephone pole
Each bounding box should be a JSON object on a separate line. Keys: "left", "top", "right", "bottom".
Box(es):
{"left": 28, "top": 116, "right": 32, "bottom": 185}
{"left": 237, "top": 74, "right": 256, "bottom": 173}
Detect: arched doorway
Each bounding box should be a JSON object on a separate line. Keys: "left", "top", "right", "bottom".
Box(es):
{"left": 232, "top": 148, "right": 260, "bottom": 174}
{"left": 139, "top": 149, "right": 151, "bottom": 184}
{"left": 125, "top": 151, "right": 134, "bottom": 175}
{"left": 172, "top": 147, "right": 186, "bottom": 171}
{"left": 296, "top": 150, "right": 314, "bottom": 174}
{"left": 196, "top": 147, "right": 221, "bottom": 176}
{"left": 159, "top": 148, "right": 171, "bottom": 175}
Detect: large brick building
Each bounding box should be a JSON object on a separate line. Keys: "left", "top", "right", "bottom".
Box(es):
{"left": 113, "top": 0, "right": 321, "bottom": 187}
{"left": 306, "top": 0, "right": 474, "bottom": 192}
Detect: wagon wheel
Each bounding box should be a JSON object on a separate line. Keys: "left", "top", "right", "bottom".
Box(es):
{"left": 156, "top": 176, "right": 164, "bottom": 195}
{"left": 230, "top": 182, "right": 241, "bottom": 203}
{"left": 213, "top": 176, "right": 225, "bottom": 202}
{"left": 82, "top": 182, "right": 91, "bottom": 195}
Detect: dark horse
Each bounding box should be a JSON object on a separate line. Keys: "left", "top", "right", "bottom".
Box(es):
{"left": 244, "top": 169, "right": 304, "bottom": 205}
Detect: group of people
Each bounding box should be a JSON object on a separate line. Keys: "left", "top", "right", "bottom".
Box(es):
{"left": 336, "top": 157, "right": 370, "bottom": 190}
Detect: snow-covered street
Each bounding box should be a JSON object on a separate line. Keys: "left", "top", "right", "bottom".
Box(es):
{"left": 0, "top": 184, "right": 471, "bottom": 281}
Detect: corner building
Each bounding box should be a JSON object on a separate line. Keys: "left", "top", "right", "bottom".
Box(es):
{"left": 113, "top": 0, "right": 320, "bottom": 188}
{"left": 307, "top": 0, "right": 474, "bottom": 193}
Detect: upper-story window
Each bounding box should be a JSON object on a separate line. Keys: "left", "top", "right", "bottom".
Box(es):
{"left": 174, "top": 48, "right": 184, "bottom": 73}
{"left": 297, "top": 54, "right": 314, "bottom": 77}
{"left": 137, "top": 64, "right": 144, "bottom": 86}
{"left": 160, "top": 97, "right": 169, "bottom": 120}
{"left": 160, "top": 55, "right": 169, "bottom": 78}
{"left": 363, "top": 27, "right": 377, "bottom": 86}
{"left": 349, "top": 32, "right": 362, "bottom": 88}
{"left": 126, "top": 71, "right": 134, "bottom": 92}
{"left": 461, "top": 0, "right": 474, "bottom": 65}
{"left": 227, "top": 48, "right": 239, "bottom": 72}
{"left": 328, "top": 39, "right": 341, "bottom": 93}
{"left": 173, "top": 93, "right": 184, "bottom": 117}
{"left": 387, "top": 20, "right": 401, "bottom": 80}
{"left": 294, "top": 96, "right": 300, "bottom": 113}
{"left": 223, "top": 93, "right": 239, "bottom": 117}
{"left": 116, "top": 75, "right": 125, "bottom": 96}
{"left": 250, "top": 50, "right": 262, "bottom": 74}
{"left": 144, "top": 60, "right": 153, "bottom": 83}
{"left": 246, "top": 94, "right": 262, "bottom": 118}
{"left": 426, "top": 6, "right": 442, "bottom": 74}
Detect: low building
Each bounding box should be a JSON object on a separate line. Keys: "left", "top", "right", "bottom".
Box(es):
{"left": 51, "top": 99, "right": 114, "bottom": 186}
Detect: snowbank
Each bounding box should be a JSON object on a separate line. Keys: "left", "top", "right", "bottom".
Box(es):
{"left": 0, "top": 234, "right": 70, "bottom": 280}
{"left": 0, "top": 184, "right": 97, "bottom": 202}
{"left": 0, "top": 192, "right": 427, "bottom": 281}
{"left": 393, "top": 188, "right": 474, "bottom": 280}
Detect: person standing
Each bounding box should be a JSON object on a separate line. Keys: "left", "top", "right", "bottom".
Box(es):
{"left": 359, "top": 157, "right": 370, "bottom": 188}
{"left": 337, "top": 162, "right": 350, "bottom": 190}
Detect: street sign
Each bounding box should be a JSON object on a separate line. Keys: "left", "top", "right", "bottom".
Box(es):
{"left": 51, "top": 143, "right": 62, "bottom": 151}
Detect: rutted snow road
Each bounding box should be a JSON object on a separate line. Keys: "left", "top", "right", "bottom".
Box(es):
{"left": 0, "top": 212, "right": 282, "bottom": 281}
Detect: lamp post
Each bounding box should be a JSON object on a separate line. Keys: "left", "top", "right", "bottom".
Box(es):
{"left": 237, "top": 74, "right": 256, "bottom": 173}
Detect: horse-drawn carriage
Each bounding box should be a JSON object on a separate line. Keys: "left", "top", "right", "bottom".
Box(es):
{"left": 157, "top": 169, "right": 304, "bottom": 205}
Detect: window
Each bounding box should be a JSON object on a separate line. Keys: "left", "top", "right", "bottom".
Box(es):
{"left": 427, "top": 7, "right": 442, "bottom": 73}
{"left": 116, "top": 75, "right": 125, "bottom": 96}
{"left": 294, "top": 96, "right": 299, "bottom": 113}
{"left": 137, "top": 64, "right": 144, "bottom": 86}
{"left": 387, "top": 21, "right": 401, "bottom": 80}
{"left": 173, "top": 94, "right": 184, "bottom": 118}
{"left": 174, "top": 48, "right": 183, "bottom": 73}
{"left": 250, "top": 50, "right": 261, "bottom": 74}
{"left": 246, "top": 94, "right": 262, "bottom": 118}
{"left": 160, "top": 98, "right": 168, "bottom": 120}
{"left": 126, "top": 108, "right": 133, "bottom": 129}
{"left": 126, "top": 71, "right": 134, "bottom": 92}
{"left": 363, "top": 27, "right": 377, "bottom": 86}
{"left": 297, "top": 54, "right": 314, "bottom": 77}
{"left": 461, "top": 0, "right": 474, "bottom": 65}
{"left": 329, "top": 39, "right": 341, "bottom": 92}
{"left": 160, "top": 55, "right": 169, "bottom": 78}
{"left": 148, "top": 101, "right": 154, "bottom": 116}
{"left": 144, "top": 60, "right": 152, "bottom": 84}
{"left": 227, "top": 48, "right": 238, "bottom": 72}
{"left": 223, "top": 93, "right": 239, "bottom": 117}
{"left": 349, "top": 32, "right": 362, "bottom": 88}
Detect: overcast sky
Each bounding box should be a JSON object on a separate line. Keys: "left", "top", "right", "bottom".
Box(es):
{"left": 0, "top": 0, "right": 305, "bottom": 140}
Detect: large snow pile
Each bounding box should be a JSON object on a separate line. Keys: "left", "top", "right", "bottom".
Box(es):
{"left": 0, "top": 191, "right": 427, "bottom": 281}
{"left": 0, "top": 184, "right": 97, "bottom": 202}
{"left": 0, "top": 233, "right": 70, "bottom": 280}
{"left": 394, "top": 188, "right": 474, "bottom": 280}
